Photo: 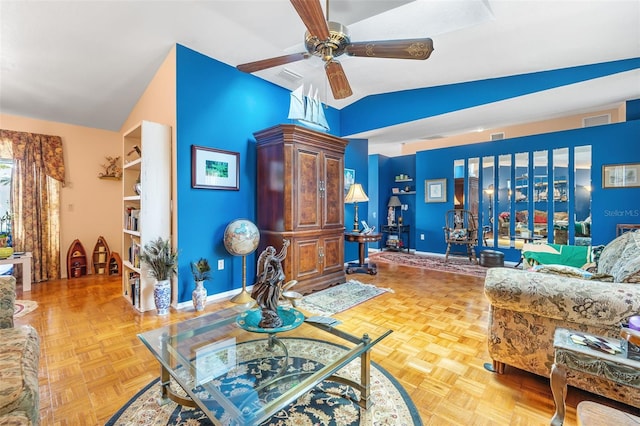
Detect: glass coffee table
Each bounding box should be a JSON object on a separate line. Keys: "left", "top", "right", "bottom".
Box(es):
{"left": 138, "top": 305, "right": 392, "bottom": 425}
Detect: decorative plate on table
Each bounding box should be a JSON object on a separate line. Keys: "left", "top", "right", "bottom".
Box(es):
{"left": 236, "top": 306, "right": 305, "bottom": 333}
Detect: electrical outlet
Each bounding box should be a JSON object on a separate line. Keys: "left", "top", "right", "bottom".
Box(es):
{"left": 217, "top": 259, "right": 224, "bottom": 270}
{"left": 420, "top": 233, "right": 425, "bottom": 240}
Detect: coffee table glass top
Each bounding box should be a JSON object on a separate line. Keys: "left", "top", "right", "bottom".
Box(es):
{"left": 138, "top": 305, "right": 391, "bottom": 425}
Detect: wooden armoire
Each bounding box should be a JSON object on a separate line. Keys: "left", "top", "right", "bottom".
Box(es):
{"left": 255, "top": 124, "right": 348, "bottom": 295}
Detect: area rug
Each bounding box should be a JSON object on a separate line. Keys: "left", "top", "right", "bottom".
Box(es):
{"left": 369, "top": 251, "right": 487, "bottom": 278}
{"left": 296, "top": 279, "right": 392, "bottom": 316}
{"left": 106, "top": 338, "right": 422, "bottom": 426}
{"left": 14, "top": 300, "right": 38, "bottom": 317}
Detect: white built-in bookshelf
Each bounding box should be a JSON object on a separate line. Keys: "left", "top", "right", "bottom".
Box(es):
{"left": 122, "top": 121, "right": 171, "bottom": 312}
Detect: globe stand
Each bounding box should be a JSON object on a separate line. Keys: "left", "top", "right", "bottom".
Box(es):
{"left": 231, "top": 255, "right": 253, "bottom": 304}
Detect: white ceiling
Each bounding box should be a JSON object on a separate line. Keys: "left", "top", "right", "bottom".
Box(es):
{"left": 1, "top": 0, "right": 639, "bottom": 155}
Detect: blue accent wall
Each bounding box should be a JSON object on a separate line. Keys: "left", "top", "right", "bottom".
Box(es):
{"left": 173, "top": 43, "right": 639, "bottom": 301}
{"left": 340, "top": 59, "right": 640, "bottom": 136}
{"left": 175, "top": 45, "right": 341, "bottom": 303}
{"left": 415, "top": 120, "right": 640, "bottom": 262}
{"left": 344, "top": 138, "right": 369, "bottom": 263}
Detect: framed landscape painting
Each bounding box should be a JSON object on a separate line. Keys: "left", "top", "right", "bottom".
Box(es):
{"left": 192, "top": 145, "right": 239, "bottom": 190}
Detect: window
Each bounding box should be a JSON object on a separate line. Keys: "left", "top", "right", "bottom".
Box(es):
{"left": 0, "top": 159, "right": 12, "bottom": 237}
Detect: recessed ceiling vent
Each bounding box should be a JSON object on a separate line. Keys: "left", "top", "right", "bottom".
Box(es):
{"left": 583, "top": 114, "right": 611, "bottom": 127}
{"left": 490, "top": 132, "right": 505, "bottom": 141}
{"left": 278, "top": 68, "right": 304, "bottom": 83}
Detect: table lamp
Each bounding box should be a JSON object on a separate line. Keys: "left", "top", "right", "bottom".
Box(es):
{"left": 388, "top": 195, "right": 402, "bottom": 225}
{"left": 344, "top": 183, "right": 369, "bottom": 232}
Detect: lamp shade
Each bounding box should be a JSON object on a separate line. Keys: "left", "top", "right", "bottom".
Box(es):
{"left": 387, "top": 195, "right": 402, "bottom": 207}
{"left": 345, "top": 183, "right": 369, "bottom": 204}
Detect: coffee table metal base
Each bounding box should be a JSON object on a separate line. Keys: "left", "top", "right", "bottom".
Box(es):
{"left": 156, "top": 331, "right": 377, "bottom": 414}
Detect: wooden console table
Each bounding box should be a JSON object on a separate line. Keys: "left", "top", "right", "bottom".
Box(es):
{"left": 344, "top": 232, "right": 381, "bottom": 275}
{"left": 0, "top": 252, "right": 32, "bottom": 292}
{"left": 550, "top": 327, "right": 640, "bottom": 426}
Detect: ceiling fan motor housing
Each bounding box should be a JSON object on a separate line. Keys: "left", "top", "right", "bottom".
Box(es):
{"left": 305, "top": 21, "right": 350, "bottom": 61}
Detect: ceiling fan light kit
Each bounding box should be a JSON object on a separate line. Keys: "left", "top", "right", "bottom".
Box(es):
{"left": 236, "top": 0, "right": 434, "bottom": 101}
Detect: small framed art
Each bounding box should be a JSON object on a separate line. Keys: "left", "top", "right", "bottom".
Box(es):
{"left": 191, "top": 145, "right": 239, "bottom": 190}
{"left": 425, "top": 178, "right": 447, "bottom": 203}
{"left": 344, "top": 168, "right": 355, "bottom": 196}
{"left": 602, "top": 163, "right": 640, "bottom": 188}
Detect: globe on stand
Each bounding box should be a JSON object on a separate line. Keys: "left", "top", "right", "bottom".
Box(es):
{"left": 223, "top": 219, "right": 260, "bottom": 304}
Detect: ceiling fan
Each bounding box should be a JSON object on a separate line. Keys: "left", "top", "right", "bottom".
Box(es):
{"left": 236, "top": 0, "right": 434, "bottom": 100}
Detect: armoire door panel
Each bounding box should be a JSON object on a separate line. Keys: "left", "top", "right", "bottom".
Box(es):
{"left": 294, "top": 238, "right": 321, "bottom": 279}
{"left": 323, "top": 153, "right": 345, "bottom": 228}
{"left": 295, "top": 149, "right": 321, "bottom": 229}
{"left": 322, "top": 234, "right": 344, "bottom": 274}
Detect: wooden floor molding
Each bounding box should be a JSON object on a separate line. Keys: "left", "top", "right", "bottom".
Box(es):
{"left": 14, "top": 262, "right": 638, "bottom": 425}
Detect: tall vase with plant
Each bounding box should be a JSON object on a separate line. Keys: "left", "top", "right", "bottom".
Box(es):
{"left": 140, "top": 237, "right": 178, "bottom": 315}
{"left": 191, "top": 258, "right": 211, "bottom": 312}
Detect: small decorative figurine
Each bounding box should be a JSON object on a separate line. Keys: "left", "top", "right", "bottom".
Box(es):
{"left": 387, "top": 206, "right": 395, "bottom": 226}
{"left": 98, "top": 156, "right": 122, "bottom": 179}
{"left": 251, "top": 239, "right": 290, "bottom": 328}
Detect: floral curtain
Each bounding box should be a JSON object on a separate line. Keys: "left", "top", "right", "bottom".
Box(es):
{"left": 0, "top": 130, "right": 65, "bottom": 283}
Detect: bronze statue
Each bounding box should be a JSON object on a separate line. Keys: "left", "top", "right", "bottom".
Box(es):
{"left": 251, "top": 239, "right": 290, "bottom": 328}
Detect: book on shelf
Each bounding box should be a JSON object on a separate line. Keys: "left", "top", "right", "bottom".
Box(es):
{"left": 128, "top": 240, "right": 141, "bottom": 268}
{"left": 124, "top": 206, "right": 141, "bottom": 232}
{"left": 127, "top": 271, "right": 140, "bottom": 308}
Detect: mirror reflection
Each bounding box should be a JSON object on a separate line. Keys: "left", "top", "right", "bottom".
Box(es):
{"left": 533, "top": 150, "right": 548, "bottom": 241}
{"left": 497, "top": 154, "right": 512, "bottom": 248}
{"left": 454, "top": 159, "right": 465, "bottom": 209}
{"left": 574, "top": 145, "right": 592, "bottom": 246}
{"left": 468, "top": 157, "right": 479, "bottom": 220}
{"left": 482, "top": 156, "right": 495, "bottom": 247}
{"left": 552, "top": 148, "right": 569, "bottom": 244}
{"left": 514, "top": 152, "right": 530, "bottom": 244}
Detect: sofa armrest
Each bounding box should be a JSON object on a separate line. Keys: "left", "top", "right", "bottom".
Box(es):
{"left": 0, "top": 276, "right": 16, "bottom": 329}
{"left": 484, "top": 267, "right": 640, "bottom": 327}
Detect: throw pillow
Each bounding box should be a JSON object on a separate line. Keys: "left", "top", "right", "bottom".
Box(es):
{"left": 450, "top": 228, "right": 468, "bottom": 240}
{"left": 529, "top": 264, "right": 593, "bottom": 279}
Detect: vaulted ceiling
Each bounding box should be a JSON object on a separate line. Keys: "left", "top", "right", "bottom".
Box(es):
{"left": 1, "top": 1, "right": 639, "bottom": 154}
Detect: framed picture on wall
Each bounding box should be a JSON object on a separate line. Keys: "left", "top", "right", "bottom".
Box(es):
{"left": 602, "top": 163, "right": 640, "bottom": 188}
{"left": 191, "top": 145, "right": 240, "bottom": 190}
{"left": 425, "top": 178, "right": 447, "bottom": 203}
{"left": 344, "top": 168, "right": 355, "bottom": 196}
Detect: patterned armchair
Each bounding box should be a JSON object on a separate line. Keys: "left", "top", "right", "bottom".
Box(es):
{"left": 0, "top": 276, "right": 40, "bottom": 425}
{"left": 484, "top": 230, "right": 640, "bottom": 408}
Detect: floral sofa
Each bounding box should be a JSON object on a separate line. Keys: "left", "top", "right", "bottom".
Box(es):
{"left": 0, "top": 276, "right": 40, "bottom": 425}
{"left": 484, "top": 230, "right": 640, "bottom": 408}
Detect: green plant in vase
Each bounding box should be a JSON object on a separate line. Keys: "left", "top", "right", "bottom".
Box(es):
{"left": 191, "top": 258, "right": 211, "bottom": 312}
{"left": 140, "top": 237, "right": 177, "bottom": 315}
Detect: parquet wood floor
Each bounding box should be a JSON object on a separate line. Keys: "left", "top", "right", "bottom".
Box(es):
{"left": 13, "top": 261, "right": 634, "bottom": 425}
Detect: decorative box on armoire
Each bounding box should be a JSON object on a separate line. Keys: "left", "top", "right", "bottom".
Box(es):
{"left": 255, "top": 124, "right": 348, "bottom": 295}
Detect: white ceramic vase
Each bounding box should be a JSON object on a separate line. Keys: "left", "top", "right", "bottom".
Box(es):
{"left": 154, "top": 279, "right": 171, "bottom": 315}
{"left": 192, "top": 280, "right": 207, "bottom": 311}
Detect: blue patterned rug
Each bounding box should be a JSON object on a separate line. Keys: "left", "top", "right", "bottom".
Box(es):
{"left": 106, "top": 338, "right": 421, "bottom": 425}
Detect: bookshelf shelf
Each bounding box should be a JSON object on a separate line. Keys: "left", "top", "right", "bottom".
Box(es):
{"left": 121, "top": 121, "right": 171, "bottom": 312}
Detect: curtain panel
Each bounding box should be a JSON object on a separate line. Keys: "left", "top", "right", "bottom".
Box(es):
{"left": 0, "top": 129, "right": 65, "bottom": 283}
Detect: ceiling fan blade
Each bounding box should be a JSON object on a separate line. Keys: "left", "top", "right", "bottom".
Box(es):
{"left": 346, "top": 38, "right": 434, "bottom": 60}
{"left": 237, "top": 52, "right": 310, "bottom": 73}
{"left": 325, "top": 60, "right": 352, "bottom": 99}
{"left": 290, "top": 0, "right": 330, "bottom": 40}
